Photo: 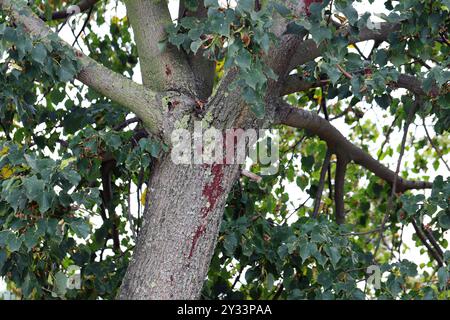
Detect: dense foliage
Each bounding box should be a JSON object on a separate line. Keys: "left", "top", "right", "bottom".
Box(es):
{"left": 0, "top": 0, "right": 449, "bottom": 299}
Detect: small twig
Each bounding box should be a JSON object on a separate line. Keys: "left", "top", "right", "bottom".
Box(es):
{"left": 422, "top": 118, "right": 450, "bottom": 171}
{"left": 72, "top": 6, "right": 93, "bottom": 47}
{"left": 352, "top": 43, "right": 368, "bottom": 60}
{"left": 336, "top": 64, "right": 353, "bottom": 80}
{"left": 411, "top": 219, "right": 444, "bottom": 267}
{"left": 127, "top": 180, "right": 137, "bottom": 241}
{"left": 272, "top": 283, "right": 284, "bottom": 300}
{"left": 377, "top": 115, "right": 399, "bottom": 161}
{"left": 373, "top": 100, "right": 418, "bottom": 259}
{"left": 329, "top": 105, "right": 352, "bottom": 121}
{"left": 114, "top": 117, "right": 140, "bottom": 131}
{"left": 341, "top": 227, "right": 383, "bottom": 237}
{"left": 312, "top": 149, "right": 332, "bottom": 218}
{"left": 422, "top": 224, "right": 444, "bottom": 258}
{"left": 231, "top": 265, "right": 245, "bottom": 290}
{"left": 319, "top": 87, "right": 334, "bottom": 205}
{"left": 241, "top": 169, "right": 262, "bottom": 183}
{"left": 283, "top": 196, "right": 311, "bottom": 224}
{"left": 334, "top": 156, "right": 348, "bottom": 224}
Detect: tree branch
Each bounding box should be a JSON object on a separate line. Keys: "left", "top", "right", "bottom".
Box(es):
{"left": 124, "top": 0, "right": 196, "bottom": 94}
{"left": 334, "top": 156, "right": 348, "bottom": 224}
{"left": 280, "top": 75, "right": 329, "bottom": 96}
{"left": 0, "top": 0, "right": 164, "bottom": 135}
{"left": 281, "top": 73, "right": 439, "bottom": 97}
{"left": 274, "top": 101, "right": 432, "bottom": 193}
{"left": 178, "top": 0, "right": 215, "bottom": 100}
{"left": 374, "top": 100, "right": 417, "bottom": 257}
{"left": 40, "top": 0, "right": 100, "bottom": 21}
{"left": 411, "top": 219, "right": 444, "bottom": 267}
{"left": 422, "top": 119, "right": 450, "bottom": 172}
{"left": 312, "top": 149, "right": 332, "bottom": 218}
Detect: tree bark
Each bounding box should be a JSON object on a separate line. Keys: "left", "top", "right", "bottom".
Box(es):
{"left": 118, "top": 154, "right": 240, "bottom": 299}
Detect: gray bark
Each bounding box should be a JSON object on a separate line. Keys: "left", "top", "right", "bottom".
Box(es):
{"left": 118, "top": 155, "right": 240, "bottom": 299}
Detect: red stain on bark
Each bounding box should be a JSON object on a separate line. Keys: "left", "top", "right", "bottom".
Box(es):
{"left": 188, "top": 163, "right": 225, "bottom": 259}
{"left": 165, "top": 64, "right": 172, "bottom": 76}
{"left": 188, "top": 224, "right": 207, "bottom": 259}
{"left": 201, "top": 163, "right": 224, "bottom": 218}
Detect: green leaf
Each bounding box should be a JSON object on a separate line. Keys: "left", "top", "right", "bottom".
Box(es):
{"left": 299, "top": 242, "right": 317, "bottom": 262}
{"left": 237, "top": 0, "right": 253, "bottom": 13}
{"left": 375, "top": 95, "right": 391, "bottom": 109}
{"left": 235, "top": 50, "right": 252, "bottom": 71}
{"left": 54, "top": 272, "right": 68, "bottom": 296}
{"left": 0, "top": 250, "right": 6, "bottom": 271}
{"left": 309, "top": 26, "right": 333, "bottom": 44}
{"left": 23, "top": 228, "right": 40, "bottom": 250}
{"left": 57, "top": 61, "right": 77, "bottom": 82}
{"left": 250, "top": 103, "right": 265, "bottom": 119}
{"left": 23, "top": 176, "right": 52, "bottom": 213}
{"left": 336, "top": 3, "right": 359, "bottom": 24}
{"left": 437, "top": 266, "right": 448, "bottom": 290}
{"left": 266, "top": 273, "right": 275, "bottom": 290}
{"left": 317, "top": 271, "right": 333, "bottom": 289}
{"left": 62, "top": 169, "right": 81, "bottom": 186}
{"left": 301, "top": 155, "right": 315, "bottom": 172}
{"left": 69, "top": 219, "right": 91, "bottom": 239}
{"left": 204, "top": 0, "right": 219, "bottom": 8}
{"left": 8, "top": 234, "right": 22, "bottom": 252}
{"left": 60, "top": 157, "right": 77, "bottom": 170}
{"left": 438, "top": 214, "right": 450, "bottom": 229}
{"left": 272, "top": 3, "right": 291, "bottom": 16}
{"left": 31, "top": 43, "right": 47, "bottom": 65}
{"left": 190, "top": 39, "right": 203, "bottom": 54}
{"left": 321, "top": 62, "right": 341, "bottom": 84}
{"left": 0, "top": 230, "right": 14, "bottom": 247}
{"left": 324, "top": 245, "right": 341, "bottom": 268}
{"left": 224, "top": 232, "right": 238, "bottom": 254}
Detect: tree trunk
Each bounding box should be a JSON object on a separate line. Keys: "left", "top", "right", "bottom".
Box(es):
{"left": 118, "top": 153, "right": 240, "bottom": 299}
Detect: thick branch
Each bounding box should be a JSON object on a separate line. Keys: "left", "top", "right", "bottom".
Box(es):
{"left": 0, "top": 0, "right": 163, "bottom": 135}
{"left": 274, "top": 102, "right": 432, "bottom": 193}
{"left": 124, "top": 0, "right": 196, "bottom": 94}
{"left": 178, "top": 0, "right": 215, "bottom": 100}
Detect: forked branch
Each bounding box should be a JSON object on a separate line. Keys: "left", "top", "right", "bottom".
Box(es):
{"left": 274, "top": 101, "right": 432, "bottom": 193}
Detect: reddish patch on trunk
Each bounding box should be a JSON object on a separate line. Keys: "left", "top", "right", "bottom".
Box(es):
{"left": 200, "top": 163, "right": 224, "bottom": 218}
{"left": 165, "top": 64, "right": 172, "bottom": 77}
{"left": 188, "top": 223, "right": 207, "bottom": 259}
{"left": 188, "top": 163, "right": 225, "bottom": 259}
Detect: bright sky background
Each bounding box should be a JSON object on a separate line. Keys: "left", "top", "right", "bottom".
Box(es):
{"left": 1, "top": 0, "right": 449, "bottom": 298}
